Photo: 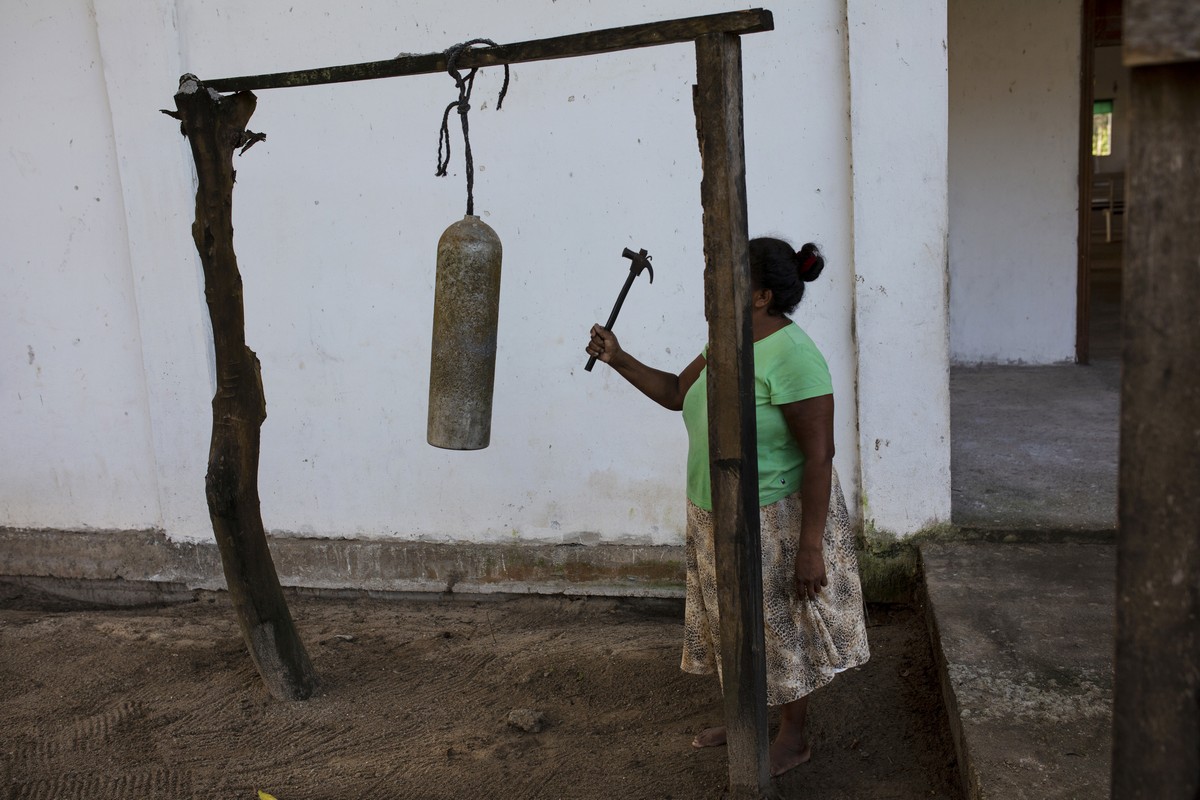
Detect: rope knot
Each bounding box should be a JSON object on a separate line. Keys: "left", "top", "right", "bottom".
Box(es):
{"left": 433, "top": 38, "right": 510, "bottom": 217}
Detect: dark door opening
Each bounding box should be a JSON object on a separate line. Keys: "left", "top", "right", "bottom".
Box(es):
{"left": 1077, "top": 0, "right": 1126, "bottom": 363}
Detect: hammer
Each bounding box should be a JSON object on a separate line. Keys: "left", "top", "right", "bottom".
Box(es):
{"left": 585, "top": 247, "right": 654, "bottom": 372}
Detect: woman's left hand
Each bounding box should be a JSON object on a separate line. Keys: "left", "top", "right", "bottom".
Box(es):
{"left": 794, "top": 546, "right": 827, "bottom": 601}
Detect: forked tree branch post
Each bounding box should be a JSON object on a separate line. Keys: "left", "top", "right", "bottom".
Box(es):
{"left": 170, "top": 76, "right": 317, "bottom": 701}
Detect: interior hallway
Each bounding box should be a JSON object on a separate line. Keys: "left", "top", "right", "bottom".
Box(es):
{"left": 949, "top": 207, "right": 1121, "bottom": 532}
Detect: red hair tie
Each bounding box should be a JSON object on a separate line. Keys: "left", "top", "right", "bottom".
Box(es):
{"left": 800, "top": 254, "right": 818, "bottom": 273}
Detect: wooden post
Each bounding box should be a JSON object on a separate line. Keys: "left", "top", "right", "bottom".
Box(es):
{"left": 1112, "top": 2, "right": 1200, "bottom": 794}
{"left": 171, "top": 76, "right": 317, "bottom": 701}
{"left": 694, "top": 32, "right": 772, "bottom": 799}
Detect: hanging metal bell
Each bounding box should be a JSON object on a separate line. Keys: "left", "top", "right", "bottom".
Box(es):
{"left": 428, "top": 215, "right": 503, "bottom": 450}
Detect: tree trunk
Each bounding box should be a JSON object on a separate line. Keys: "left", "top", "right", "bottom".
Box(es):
{"left": 171, "top": 76, "right": 317, "bottom": 701}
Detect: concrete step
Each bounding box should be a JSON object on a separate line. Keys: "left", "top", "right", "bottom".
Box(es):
{"left": 920, "top": 541, "right": 1114, "bottom": 800}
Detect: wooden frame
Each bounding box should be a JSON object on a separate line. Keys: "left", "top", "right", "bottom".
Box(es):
{"left": 1076, "top": 0, "right": 1096, "bottom": 364}
{"left": 204, "top": 11, "right": 773, "bottom": 92}
{"left": 172, "top": 9, "right": 776, "bottom": 796}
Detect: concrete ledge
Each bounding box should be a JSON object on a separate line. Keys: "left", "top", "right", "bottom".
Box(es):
{"left": 921, "top": 541, "right": 1114, "bottom": 800}
{"left": 0, "top": 576, "right": 198, "bottom": 608}
{"left": 0, "top": 527, "right": 686, "bottom": 598}
{"left": 0, "top": 526, "right": 920, "bottom": 603}
{"left": 945, "top": 528, "right": 1115, "bottom": 544}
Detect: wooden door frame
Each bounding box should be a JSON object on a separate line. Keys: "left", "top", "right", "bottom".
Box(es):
{"left": 1076, "top": 0, "right": 1096, "bottom": 364}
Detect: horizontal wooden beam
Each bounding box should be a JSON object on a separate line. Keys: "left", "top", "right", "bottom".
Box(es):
{"left": 205, "top": 9, "right": 773, "bottom": 92}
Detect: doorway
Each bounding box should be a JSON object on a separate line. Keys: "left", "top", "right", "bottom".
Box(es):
{"left": 1077, "top": 0, "right": 1127, "bottom": 363}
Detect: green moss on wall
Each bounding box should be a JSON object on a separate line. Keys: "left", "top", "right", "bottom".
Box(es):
{"left": 857, "top": 522, "right": 957, "bottom": 603}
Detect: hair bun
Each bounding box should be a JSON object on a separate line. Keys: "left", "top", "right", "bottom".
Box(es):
{"left": 795, "top": 243, "right": 825, "bottom": 283}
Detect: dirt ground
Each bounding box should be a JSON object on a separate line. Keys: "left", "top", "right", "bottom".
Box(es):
{"left": 0, "top": 585, "right": 961, "bottom": 800}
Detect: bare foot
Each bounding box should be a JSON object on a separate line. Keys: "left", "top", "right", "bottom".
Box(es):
{"left": 691, "top": 726, "right": 727, "bottom": 748}
{"left": 769, "top": 735, "right": 812, "bottom": 777}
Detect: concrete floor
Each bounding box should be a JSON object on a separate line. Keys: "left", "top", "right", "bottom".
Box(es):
{"left": 950, "top": 250, "right": 1121, "bottom": 533}
{"left": 950, "top": 356, "right": 1118, "bottom": 532}
{"left": 929, "top": 246, "right": 1121, "bottom": 799}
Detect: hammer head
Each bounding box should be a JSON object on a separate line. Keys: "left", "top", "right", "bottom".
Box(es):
{"left": 621, "top": 247, "right": 654, "bottom": 283}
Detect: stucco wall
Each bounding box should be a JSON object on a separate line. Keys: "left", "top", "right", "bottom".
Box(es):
{"left": 2, "top": 0, "right": 951, "bottom": 559}
{"left": 948, "top": 0, "right": 1081, "bottom": 364}
{"left": 0, "top": 0, "right": 163, "bottom": 530}
{"left": 848, "top": 0, "right": 952, "bottom": 535}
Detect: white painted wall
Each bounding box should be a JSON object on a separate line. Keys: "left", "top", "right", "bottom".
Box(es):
{"left": 948, "top": 0, "right": 1081, "bottom": 364}
{"left": 2, "top": 0, "right": 952, "bottom": 549}
{"left": 0, "top": 0, "right": 162, "bottom": 530}
{"left": 847, "top": 0, "right": 952, "bottom": 535}
{"left": 93, "top": 0, "right": 217, "bottom": 540}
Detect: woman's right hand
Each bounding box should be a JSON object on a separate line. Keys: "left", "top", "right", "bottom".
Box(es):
{"left": 585, "top": 330, "right": 703, "bottom": 411}
{"left": 587, "top": 324, "right": 624, "bottom": 367}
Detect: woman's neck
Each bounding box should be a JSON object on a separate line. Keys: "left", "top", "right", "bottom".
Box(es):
{"left": 752, "top": 311, "right": 790, "bottom": 342}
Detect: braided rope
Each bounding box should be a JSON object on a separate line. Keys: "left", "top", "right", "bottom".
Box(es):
{"left": 435, "top": 39, "right": 510, "bottom": 216}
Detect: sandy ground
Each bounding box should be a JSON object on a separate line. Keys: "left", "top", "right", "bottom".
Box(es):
{"left": 0, "top": 586, "right": 960, "bottom": 800}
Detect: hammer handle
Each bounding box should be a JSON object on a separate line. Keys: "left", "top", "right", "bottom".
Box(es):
{"left": 585, "top": 271, "right": 637, "bottom": 372}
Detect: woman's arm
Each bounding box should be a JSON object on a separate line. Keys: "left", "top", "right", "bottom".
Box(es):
{"left": 586, "top": 325, "right": 705, "bottom": 411}
{"left": 780, "top": 393, "right": 835, "bottom": 600}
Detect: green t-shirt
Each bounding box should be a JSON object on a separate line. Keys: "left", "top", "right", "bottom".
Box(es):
{"left": 681, "top": 324, "right": 833, "bottom": 510}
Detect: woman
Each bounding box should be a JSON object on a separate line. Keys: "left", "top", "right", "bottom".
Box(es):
{"left": 585, "top": 238, "right": 869, "bottom": 777}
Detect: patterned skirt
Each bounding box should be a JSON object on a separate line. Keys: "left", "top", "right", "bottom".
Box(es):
{"left": 681, "top": 469, "right": 870, "bottom": 706}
